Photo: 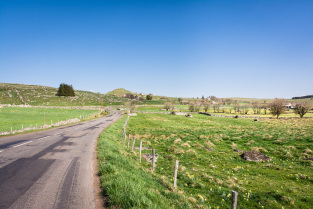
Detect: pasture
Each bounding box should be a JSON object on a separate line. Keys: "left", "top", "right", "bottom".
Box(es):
{"left": 98, "top": 113, "right": 313, "bottom": 208}
{"left": 0, "top": 107, "right": 100, "bottom": 132}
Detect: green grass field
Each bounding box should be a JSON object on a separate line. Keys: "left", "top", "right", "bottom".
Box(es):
{"left": 0, "top": 107, "right": 100, "bottom": 132}
{"left": 98, "top": 113, "right": 313, "bottom": 208}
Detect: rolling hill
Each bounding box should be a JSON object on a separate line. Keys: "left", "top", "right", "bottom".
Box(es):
{"left": 0, "top": 83, "right": 129, "bottom": 106}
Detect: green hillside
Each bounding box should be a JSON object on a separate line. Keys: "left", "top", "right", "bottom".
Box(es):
{"left": 0, "top": 83, "right": 128, "bottom": 106}
{"left": 105, "top": 88, "right": 135, "bottom": 97}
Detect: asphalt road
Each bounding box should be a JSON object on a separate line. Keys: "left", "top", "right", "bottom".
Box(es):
{"left": 0, "top": 109, "right": 123, "bottom": 209}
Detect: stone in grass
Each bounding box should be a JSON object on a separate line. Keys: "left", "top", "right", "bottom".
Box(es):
{"left": 143, "top": 154, "right": 159, "bottom": 162}
{"left": 240, "top": 151, "right": 271, "bottom": 162}
{"left": 129, "top": 113, "right": 137, "bottom": 116}
{"left": 186, "top": 113, "right": 193, "bottom": 118}
{"left": 202, "top": 147, "right": 214, "bottom": 152}
{"left": 254, "top": 118, "right": 259, "bottom": 122}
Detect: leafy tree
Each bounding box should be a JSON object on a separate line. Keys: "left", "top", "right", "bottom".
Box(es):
{"left": 146, "top": 94, "right": 153, "bottom": 101}
{"left": 294, "top": 101, "right": 312, "bottom": 118}
{"left": 56, "top": 83, "right": 75, "bottom": 97}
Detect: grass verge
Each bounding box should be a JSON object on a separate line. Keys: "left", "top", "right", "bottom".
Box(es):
{"left": 97, "top": 115, "right": 197, "bottom": 208}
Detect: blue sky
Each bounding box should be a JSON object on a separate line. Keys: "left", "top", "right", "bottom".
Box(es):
{"left": 1, "top": 0, "right": 312, "bottom": 98}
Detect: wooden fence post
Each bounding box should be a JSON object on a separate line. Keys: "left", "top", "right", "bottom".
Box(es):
{"left": 127, "top": 134, "right": 130, "bottom": 148}
{"left": 152, "top": 148, "right": 155, "bottom": 172}
{"left": 174, "top": 160, "right": 179, "bottom": 189}
{"left": 231, "top": 190, "right": 238, "bottom": 209}
{"left": 139, "top": 141, "right": 142, "bottom": 163}
{"left": 131, "top": 137, "right": 136, "bottom": 151}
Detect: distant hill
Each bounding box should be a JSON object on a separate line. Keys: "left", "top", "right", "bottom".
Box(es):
{"left": 292, "top": 95, "right": 313, "bottom": 100}
{"left": 0, "top": 83, "right": 127, "bottom": 106}
{"left": 105, "top": 88, "right": 135, "bottom": 97}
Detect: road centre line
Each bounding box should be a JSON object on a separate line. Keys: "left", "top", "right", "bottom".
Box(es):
{"left": 12, "top": 141, "right": 33, "bottom": 148}
{"left": 37, "top": 136, "right": 50, "bottom": 140}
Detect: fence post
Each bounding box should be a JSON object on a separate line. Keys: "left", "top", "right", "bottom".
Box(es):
{"left": 174, "top": 160, "right": 179, "bottom": 190}
{"left": 131, "top": 137, "right": 136, "bottom": 151}
{"left": 22, "top": 124, "right": 23, "bottom": 129}
{"left": 152, "top": 148, "right": 156, "bottom": 172}
{"left": 11, "top": 127, "right": 12, "bottom": 133}
{"left": 127, "top": 134, "right": 130, "bottom": 148}
{"left": 231, "top": 190, "right": 238, "bottom": 209}
{"left": 139, "top": 141, "right": 142, "bottom": 163}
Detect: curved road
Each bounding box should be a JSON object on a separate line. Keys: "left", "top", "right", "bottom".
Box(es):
{"left": 0, "top": 109, "right": 123, "bottom": 209}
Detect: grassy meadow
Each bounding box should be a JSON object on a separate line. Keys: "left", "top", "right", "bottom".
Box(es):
{"left": 98, "top": 113, "right": 313, "bottom": 208}
{"left": 0, "top": 107, "right": 100, "bottom": 132}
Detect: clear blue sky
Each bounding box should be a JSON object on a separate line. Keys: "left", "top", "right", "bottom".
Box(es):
{"left": 1, "top": 0, "right": 312, "bottom": 98}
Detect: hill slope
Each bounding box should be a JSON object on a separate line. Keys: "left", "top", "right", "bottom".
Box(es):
{"left": 105, "top": 88, "right": 135, "bottom": 97}
{"left": 0, "top": 83, "right": 128, "bottom": 106}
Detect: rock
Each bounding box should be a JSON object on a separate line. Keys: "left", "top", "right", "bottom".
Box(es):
{"left": 240, "top": 151, "right": 271, "bottom": 162}
{"left": 143, "top": 154, "right": 159, "bottom": 162}
{"left": 254, "top": 118, "right": 259, "bottom": 122}
{"left": 202, "top": 147, "right": 214, "bottom": 152}
{"left": 234, "top": 115, "right": 239, "bottom": 118}
{"left": 186, "top": 113, "right": 193, "bottom": 118}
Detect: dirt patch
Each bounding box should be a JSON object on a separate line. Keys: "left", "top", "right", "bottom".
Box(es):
{"left": 240, "top": 151, "right": 271, "bottom": 162}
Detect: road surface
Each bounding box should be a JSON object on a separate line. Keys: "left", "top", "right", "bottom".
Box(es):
{"left": 0, "top": 109, "right": 123, "bottom": 209}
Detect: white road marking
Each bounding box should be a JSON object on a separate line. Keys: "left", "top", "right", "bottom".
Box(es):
{"left": 37, "top": 136, "right": 50, "bottom": 140}
{"left": 12, "top": 141, "right": 33, "bottom": 148}
{"left": 54, "top": 132, "right": 63, "bottom": 135}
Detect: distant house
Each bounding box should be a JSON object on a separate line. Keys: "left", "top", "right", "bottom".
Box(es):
{"left": 284, "top": 102, "right": 294, "bottom": 109}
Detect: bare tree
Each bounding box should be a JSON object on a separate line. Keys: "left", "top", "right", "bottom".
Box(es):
{"left": 212, "top": 102, "right": 220, "bottom": 113}
{"left": 294, "top": 101, "right": 312, "bottom": 118}
{"left": 269, "top": 98, "right": 286, "bottom": 118}
{"left": 242, "top": 105, "right": 249, "bottom": 114}
{"left": 252, "top": 102, "right": 258, "bottom": 114}
{"left": 164, "top": 102, "right": 171, "bottom": 111}
{"left": 126, "top": 100, "right": 137, "bottom": 113}
{"left": 203, "top": 101, "right": 211, "bottom": 112}
{"left": 194, "top": 101, "right": 202, "bottom": 112}
{"left": 188, "top": 101, "right": 195, "bottom": 112}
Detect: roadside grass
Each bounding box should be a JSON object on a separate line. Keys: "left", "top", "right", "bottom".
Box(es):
{"left": 97, "top": 116, "right": 195, "bottom": 208}
{"left": 122, "top": 114, "right": 313, "bottom": 208}
{"left": 0, "top": 107, "right": 100, "bottom": 132}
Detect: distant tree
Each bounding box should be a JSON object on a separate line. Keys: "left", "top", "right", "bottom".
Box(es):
{"left": 146, "top": 94, "right": 153, "bottom": 101}
{"left": 210, "top": 96, "right": 217, "bottom": 101}
{"left": 125, "top": 93, "right": 135, "bottom": 99}
{"left": 188, "top": 101, "right": 195, "bottom": 112}
{"left": 294, "top": 101, "right": 311, "bottom": 118}
{"left": 56, "top": 83, "right": 75, "bottom": 97}
{"left": 242, "top": 105, "right": 249, "bottom": 114}
{"left": 269, "top": 98, "right": 286, "bottom": 118}
{"left": 194, "top": 101, "right": 202, "bottom": 112}
{"left": 164, "top": 102, "right": 171, "bottom": 111}
{"left": 203, "top": 101, "right": 211, "bottom": 112}
{"left": 126, "top": 100, "right": 137, "bottom": 113}
{"left": 213, "top": 103, "right": 220, "bottom": 113}
{"left": 178, "top": 97, "right": 183, "bottom": 104}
